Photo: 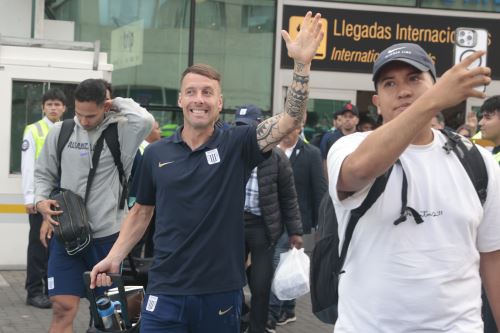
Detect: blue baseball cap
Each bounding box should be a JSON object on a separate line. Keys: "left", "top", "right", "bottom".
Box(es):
{"left": 373, "top": 43, "right": 436, "bottom": 84}
{"left": 235, "top": 105, "right": 263, "bottom": 126}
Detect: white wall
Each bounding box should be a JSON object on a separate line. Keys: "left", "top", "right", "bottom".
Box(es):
{"left": 0, "top": 0, "right": 32, "bottom": 38}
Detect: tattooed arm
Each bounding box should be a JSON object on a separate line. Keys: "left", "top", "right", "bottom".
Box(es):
{"left": 257, "top": 12, "right": 324, "bottom": 152}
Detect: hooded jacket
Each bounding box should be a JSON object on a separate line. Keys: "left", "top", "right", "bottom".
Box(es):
{"left": 35, "top": 97, "right": 154, "bottom": 238}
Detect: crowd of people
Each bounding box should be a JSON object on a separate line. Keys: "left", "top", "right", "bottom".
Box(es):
{"left": 19, "top": 10, "right": 500, "bottom": 333}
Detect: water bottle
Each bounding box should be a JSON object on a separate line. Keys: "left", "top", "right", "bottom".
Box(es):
{"left": 96, "top": 296, "right": 121, "bottom": 331}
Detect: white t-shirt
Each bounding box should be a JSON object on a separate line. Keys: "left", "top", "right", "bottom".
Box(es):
{"left": 327, "top": 129, "right": 500, "bottom": 333}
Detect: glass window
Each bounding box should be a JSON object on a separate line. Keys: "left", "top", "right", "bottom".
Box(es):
{"left": 326, "top": 0, "right": 415, "bottom": 6}
{"left": 193, "top": 0, "right": 276, "bottom": 112}
{"left": 48, "top": 0, "right": 191, "bottom": 128}
{"left": 48, "top": 0, "right": 276, "bottom": 118}
{"left": 241, "top": 4, "right": 275, "bottom": 33}
{"left": 421, "top": 0, "right": 500, "bottom": 12}
{"left": 10, "top": 81, "right": 76, "bottom": 174}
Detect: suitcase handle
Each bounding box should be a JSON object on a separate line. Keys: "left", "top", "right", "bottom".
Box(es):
{"left": 83, "top": 271, "right": 132, "bottom": 328}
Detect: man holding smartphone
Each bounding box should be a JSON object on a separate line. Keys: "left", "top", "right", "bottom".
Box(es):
{"left": 326, "top": 42, "right": 500, "bottom": 332}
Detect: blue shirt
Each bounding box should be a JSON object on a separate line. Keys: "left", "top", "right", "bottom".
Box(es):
{"left": 135, "top": 125, "right": 267, "bottom": 295}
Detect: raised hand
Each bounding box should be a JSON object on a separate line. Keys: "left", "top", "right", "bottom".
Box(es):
{"left": 281, "top": 11, "right": 324, "bottom": 66}
{"left": 429, "top": 50, "right": 491, "bottom": 109}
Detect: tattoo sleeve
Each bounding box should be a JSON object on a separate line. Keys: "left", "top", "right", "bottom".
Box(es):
{"left": 257, "top": 63, "right": 310, "bottom": 152}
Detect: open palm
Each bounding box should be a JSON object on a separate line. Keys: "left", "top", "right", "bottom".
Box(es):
{"left": 281, "top": 11, "right": 324, "bottom": 65}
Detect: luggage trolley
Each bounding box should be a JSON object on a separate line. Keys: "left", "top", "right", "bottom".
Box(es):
{"left": 83, "top": 272, "right": 142, "bottom": 333}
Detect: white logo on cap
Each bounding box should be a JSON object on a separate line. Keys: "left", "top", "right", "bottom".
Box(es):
{"left": 385, "top": 46, "right": 412, "bottom": 59}
{"left": 239, "top": 108, "right": 248, "bottom": 115}
{"left": 387, "top": 46, "right": 406, "bottom": 54}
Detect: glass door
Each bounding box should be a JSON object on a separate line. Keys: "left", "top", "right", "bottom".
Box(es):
{"left": 304, "top": 88, "right": 356, "bottom": 142}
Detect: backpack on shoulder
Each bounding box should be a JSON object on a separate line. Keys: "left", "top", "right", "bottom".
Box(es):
{"left": 309, "top": 129, "right": 488, "bottom": 324}
{"left": 51, "top": 119, "right": 127, "bottom": 256}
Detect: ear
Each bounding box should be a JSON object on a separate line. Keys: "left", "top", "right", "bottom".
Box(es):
{"left": 103, "top": 99, "right": 112, "bottom": 112}
{"left": 178, "top": 93, "right": 182, "bottom": 108}
{"left": 218, "top": 94, "right": 223, "bottom": 113}
{"left": 372, "top": 94, "right": 380, "bottom": 108}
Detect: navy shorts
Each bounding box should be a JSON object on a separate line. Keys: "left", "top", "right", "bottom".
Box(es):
{"left": 140, "top": 290, "right": 242, "bottom": 333}
{"left": 47, "top": 233, "right": 118, "bottom": 297}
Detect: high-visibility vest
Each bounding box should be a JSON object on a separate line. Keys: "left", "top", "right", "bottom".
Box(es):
{"left": 24, "top": 119, "right": 50, "bottom": 160}
{"left": 494, "top": 151, "right": 500, "bottom": 164}
{"left": 471, "top": 131, "right": 495, "bottom": 149}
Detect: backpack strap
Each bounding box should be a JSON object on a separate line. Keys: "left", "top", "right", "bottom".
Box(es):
{"left": 338, "top": 165, "right": 394, "bottom": 273}
{"left": 84, "top": 132, "right": 106, "bottom": 204}
{"left": 440, "top": 129, "right": 488, "bottom": 205}
{"left": 393, "top": 161, "right": 423, "bottom": 225}
{"left": 57, "top": 119, "right": 76, "bottom": 179}
{"left": 103, "top": 123, "right": 128, "bottom": 210}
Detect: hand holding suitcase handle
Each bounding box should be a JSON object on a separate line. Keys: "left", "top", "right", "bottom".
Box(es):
{"left": 83, "top": 272, "right": 132, "bottom": 328}
{"left": 90, "top": 255, "right": 123, "bottom": 289}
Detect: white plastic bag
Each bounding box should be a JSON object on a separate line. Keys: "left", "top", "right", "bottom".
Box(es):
{"left": 271, "top": 247, "right": 310, "bottom": 300}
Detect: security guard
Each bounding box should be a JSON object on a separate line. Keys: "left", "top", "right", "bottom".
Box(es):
{"left": 21, "top": 88, "right": 66, "bottom": 309}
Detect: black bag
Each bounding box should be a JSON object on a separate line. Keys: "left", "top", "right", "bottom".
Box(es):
{"left": 309, "top": 192, "right": 339, "bottom": 324}
{"left": 50, "top": 188, "right": 92, "bottom": 256}
{"left": 309, "top": 129, "right": 488, "bottom": 324}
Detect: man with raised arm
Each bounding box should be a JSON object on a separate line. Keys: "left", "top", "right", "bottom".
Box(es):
{"left": 90, "top": 11, "right": 323, "bottom": 333}
{"left": 327, "top": 43, "right": 500, "bottom": 332}
{"left": 35, "top": 79, "right": 154, "bottom": 333}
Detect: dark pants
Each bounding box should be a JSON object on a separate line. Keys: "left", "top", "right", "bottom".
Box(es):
{"left": 25, "top": 213, "right": 48, "bottom": 298}
{"left": 269, "top": 232, "right": 295, "bottom": 321}
{"left": 244, "top": 215, "right": 275, "bottom": 333}
{"left": 483, "top": 288, "right": 498, "bottom": 333}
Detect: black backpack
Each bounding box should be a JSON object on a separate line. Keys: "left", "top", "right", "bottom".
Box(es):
{"left": 309, "top": 129, "right": 488, "bottom": 324}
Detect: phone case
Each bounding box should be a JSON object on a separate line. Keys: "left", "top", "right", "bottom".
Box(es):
{"left": 453, "top": 27, "right": 488, "bottom": 92}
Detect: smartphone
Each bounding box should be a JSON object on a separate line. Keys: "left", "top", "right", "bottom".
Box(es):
{"left": 453, "top": 27, "right": 488, "bottom": 92}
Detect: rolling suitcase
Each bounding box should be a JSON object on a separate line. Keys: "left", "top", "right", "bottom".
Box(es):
{"left": 83, "top": 272, "right": 142, "bottom": 333}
